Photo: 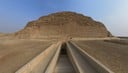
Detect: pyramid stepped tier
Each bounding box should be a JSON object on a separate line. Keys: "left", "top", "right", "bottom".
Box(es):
{"left": 14, "top": 12, "right": 112, "bottom": 39}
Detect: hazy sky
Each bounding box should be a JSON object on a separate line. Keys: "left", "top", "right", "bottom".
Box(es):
{"left": 0, "top": 0, "right": 127, "bottom": 36}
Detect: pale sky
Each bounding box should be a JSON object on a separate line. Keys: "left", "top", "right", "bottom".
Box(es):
{"left": 0, "top": 0, "right": 127, "bottom": 36}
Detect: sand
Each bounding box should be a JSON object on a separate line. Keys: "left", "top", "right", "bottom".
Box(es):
{"left": 0, "top": 39, "right": 52, "bottom": 73}
{"left": 73, "top": 40, "right": 128, "bottom": 73}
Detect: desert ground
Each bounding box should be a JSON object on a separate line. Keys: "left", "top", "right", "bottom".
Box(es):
{"left": 0, "top": 39, "right": 52, "bottom": 73}
{"left": 0, "top": 38, "right": 128, "bottom": 73}
{"left": 73, "top": 39, "right": 128, "bottom": 73}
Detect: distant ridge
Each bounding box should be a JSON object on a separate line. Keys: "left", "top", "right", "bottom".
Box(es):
{"left": 0, "top": 32, "right": 5, "bottom": 36}
{"left": 14, "top": 11, "right": 112, "bottom": 39}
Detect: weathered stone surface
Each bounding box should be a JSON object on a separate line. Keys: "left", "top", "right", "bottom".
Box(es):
{"left": 14, "top": 12, "right": 112, "bottom": 39}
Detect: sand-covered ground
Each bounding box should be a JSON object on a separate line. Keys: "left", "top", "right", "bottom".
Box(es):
{"left": 73, "top": 40, "right": 128, "bottom": 73}
{"left": 0, "top": 39, "right": 52, "bottom": 73}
